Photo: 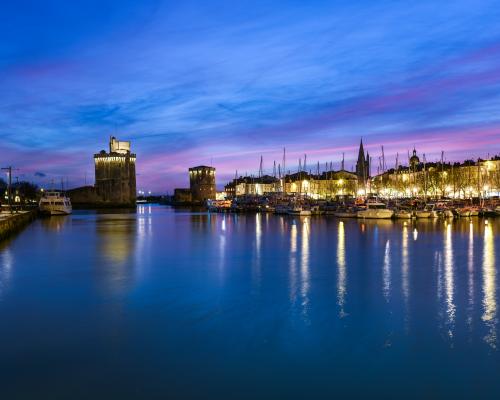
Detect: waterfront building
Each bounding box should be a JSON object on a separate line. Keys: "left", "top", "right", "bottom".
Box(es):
{"left": 225, "top": 170, "right": 358, "bottom": 200}
{"left": 221, "top": 142, "right": 499, "bottom": 202}
{"left": 225, "top": 175, "right": 279, "bottom": 197}
{"left": 284, "top": 170, "right": 358, "bottom": 199}
{"left": 371, "top": 151, "right": 500, "bottom": 199}
{"left": 189, "top": 166, "right": 216, "bottom": 203}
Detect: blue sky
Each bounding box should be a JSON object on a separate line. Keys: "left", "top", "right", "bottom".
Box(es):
{"left": 1, "top": 0, "right": 500, "bottom": 192}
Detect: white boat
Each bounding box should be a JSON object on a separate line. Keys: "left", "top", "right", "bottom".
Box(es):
{"left": 424, "top": 204, "right": 439, "bottom": 218}
{"left": 441, "top": 209, "right": 454, "bottom": 218}
{"left": 456, "top": 208, "right": 471, "bottom": 218}
{"left": 394, "top": 209, "right": 412, "bottom": 219}
{"left": 415, "top": 209, "right": 432, "bottom": 218}
{"left": 39, "top": 191, "right": 72, "bottom": 215}
{"left": 357, "top": 202, "right": 394, "bottom": 219}
{"left": 288, "top": 206, "right": 311, "bottom": 216}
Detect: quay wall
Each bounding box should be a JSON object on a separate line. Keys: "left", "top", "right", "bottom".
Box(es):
{"left": 0, "top": 210, "right": 37, "bottom": 242}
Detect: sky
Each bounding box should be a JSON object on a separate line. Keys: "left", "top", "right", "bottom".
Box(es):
{"left": 1, "top": 0, "right": 500, "bottom": 192}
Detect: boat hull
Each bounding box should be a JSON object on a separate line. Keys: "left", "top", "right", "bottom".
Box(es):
{"left": 394, "top": 211, "right": 412, "bottom": 219}
{"left": 288, "top": 211, "right": 312, "bottom": 216}
{"left": 334, "top": 212, "right": 357, "bottom": 218}
{"left": 40, "top": 207, "right": 72, "bottom": 216}
{"left": 357, "top": 210, "right": 394, "bottom": 219}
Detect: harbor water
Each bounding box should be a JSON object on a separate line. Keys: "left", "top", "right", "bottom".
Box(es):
{"left": 0, "top": 205, "right": 499, "bottom": 398}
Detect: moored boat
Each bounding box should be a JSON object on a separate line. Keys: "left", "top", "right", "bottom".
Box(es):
{"left": 441, "top": 209, "right": 454, "bottom": 218}
{"left": 288, "top": 206, "right": 311, "bottom": 216}
{"left": 334, "top": 206, "right": 358, "bottom": 218}
{"left": 357, "top": 201, "right": 393, "bottom": 219}
{"left": 469, "top": 207, "right": 480, "bottom": 217}
{"left": 414, "top": 209, "right": 432, "bottom": 218}
{"left": 456, "top": 208, "right": 471, "bottom": 218}
{"left": 39, "top": 191, "right": 72, "bottom": 215}
{"left": 394, "top": 209, "right": 412, "bottom": 219}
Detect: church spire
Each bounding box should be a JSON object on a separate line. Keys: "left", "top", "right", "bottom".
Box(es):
{"left": 358, "top": 138, "right": 365, "bottom": 162}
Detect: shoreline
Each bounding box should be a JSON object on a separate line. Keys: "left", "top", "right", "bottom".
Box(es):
{"left": 0, "top": 210, "right": 38, "bottom": 242}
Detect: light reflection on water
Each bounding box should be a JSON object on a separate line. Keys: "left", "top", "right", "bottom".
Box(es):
{"left": 300, "top": 218, "right": 310, "bottom": 320}
{"left": 382, "top": 239, "right": 390, "bottom": 302}
{"left": 0, "top": 208, "right": 499, "bottom": 397}
{"left": 337, "top": 221, "right": 347, "bottom": 316}
{"left": 401, "top": 222, "right": 409, "bottom": 324}
{"left": 483, "top": 222, "right": 497, "bottom": 349}
{"left": 467, "top": 222, "right": 474, "bottom": 330}
{"left": 444, "top": 222, "right": 456, "bottom": 340}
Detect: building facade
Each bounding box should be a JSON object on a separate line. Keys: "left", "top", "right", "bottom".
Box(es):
{"left": 224, "top": 170, "right": 358, "bottom": 199}
{"left": 371, "top": 150, "right": 500, "bottom": 199}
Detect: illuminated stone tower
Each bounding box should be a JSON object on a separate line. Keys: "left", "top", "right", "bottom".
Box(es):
{"left": 94, "top": 136, "right": 136, "bottom": 207}
{"left": 189, "top": 166, "right": 216, "bottom": 203}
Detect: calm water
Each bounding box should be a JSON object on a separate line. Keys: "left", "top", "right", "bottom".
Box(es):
{"left": 0, "top": 205, "right": 499, "bottom": 399}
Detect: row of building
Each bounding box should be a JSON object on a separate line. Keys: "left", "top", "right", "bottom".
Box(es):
{"left": 67, "top": 137, "right": 500, "bottom": 208}
{"left": 175, "top": 140, "right": 500, "bottom": 203}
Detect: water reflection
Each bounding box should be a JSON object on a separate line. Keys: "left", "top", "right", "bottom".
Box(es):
{"left": 96, "top": 215, "right": 137, "bottom": 293}
{"left": 40, "top": 215, "right": 71, "bottom": 232}
{"left": 383, "top": 240, "right": 390, "bottom": 302}
{"left": 444, "top": 222, "right": 455, "bottom": 340}
{"left": 0, "top": 248, "right": 13, "bottom": 299}
{"left": 402, "top": 223, "right": 409, "bottom": 311}
{"left": 467, "top": 222, "right": 474, "bottom": 330}
{"left": 289, "top": 222, "right": 298, "bottom": 304}
{"left": 253, "top": 213, "right": 262, "bottom": 287}
{"left": 482, "top": 223, "right": 497, "bottom": 349}
{"left": 337, "top": 221, "right": 347, "bottom": 316}
{"left": 300, "top": 218, "right": 310, "bottom": 321}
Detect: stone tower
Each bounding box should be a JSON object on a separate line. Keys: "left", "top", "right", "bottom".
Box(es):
{"left": 189, "top": 166, "right": 216, "bottom": 203}
{"left": 94, "top": 136, "right": 136, "bottom": 207}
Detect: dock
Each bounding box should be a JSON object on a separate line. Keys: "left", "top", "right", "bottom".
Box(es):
{"left": 0, "top": 210, "right": 38, "bottom": 242}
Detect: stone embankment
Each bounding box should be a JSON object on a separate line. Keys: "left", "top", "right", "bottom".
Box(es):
{"left": 0, "top": 210, "right": 37, "bottom": 241}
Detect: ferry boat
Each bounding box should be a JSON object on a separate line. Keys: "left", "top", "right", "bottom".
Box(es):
{"left": 357, "top": 201, "right": 393, "bottom": 219}
{"left": 39, "top": 191, "right": 72, "bottom": 215}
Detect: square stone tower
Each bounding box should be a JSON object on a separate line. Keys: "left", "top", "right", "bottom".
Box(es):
{"left": 94, "top": 136, "right": 136, "bottom": 206}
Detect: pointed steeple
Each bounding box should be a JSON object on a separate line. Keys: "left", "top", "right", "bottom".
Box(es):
{"left": 358, "top": 138, "right": 365, "bottom": 162}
